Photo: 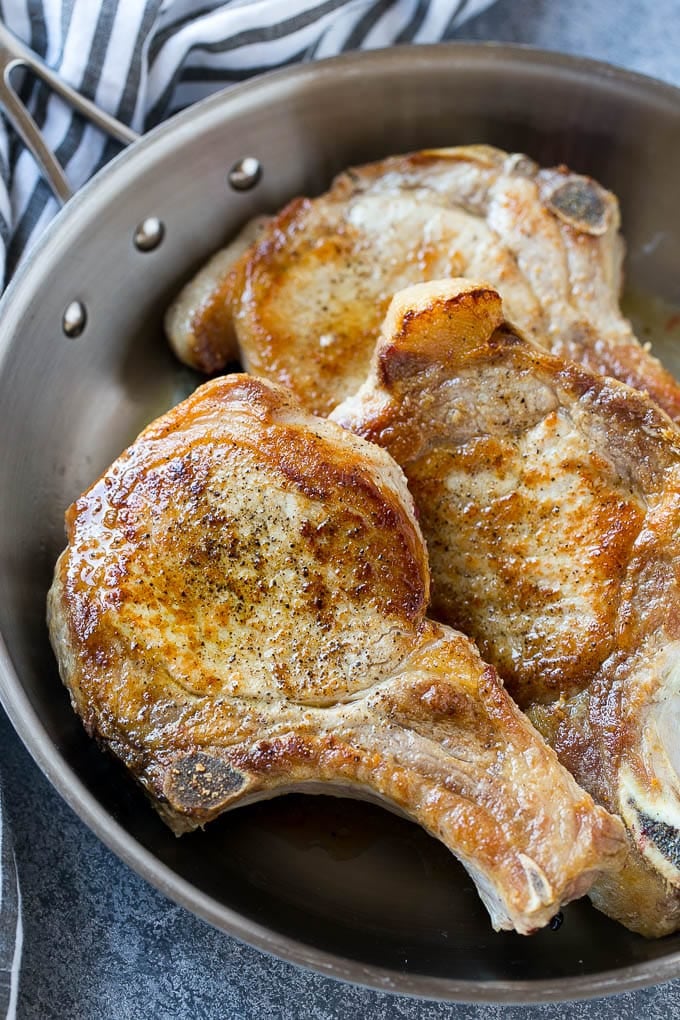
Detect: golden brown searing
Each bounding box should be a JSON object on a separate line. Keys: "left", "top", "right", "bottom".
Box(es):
{"left": 332, "top": 279, "right": 680, "bottom": 937}
{"left": 47, "top": 374, "right": 624, "bottom": 935}
{"left": 166, "top": 144, "right": 680, "bottom": 420}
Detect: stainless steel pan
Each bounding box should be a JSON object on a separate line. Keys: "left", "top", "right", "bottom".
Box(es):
{"left": 1, "top": 27, "right": 680, "bottom": 1004}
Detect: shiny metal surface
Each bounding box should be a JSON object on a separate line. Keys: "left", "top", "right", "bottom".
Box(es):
{"left": 0, "top": 44, "right": 680, "bottom": 1003}
{"left": 133, "top": 217, "right": 165, "bottom": 253}
{"left": 61, "top": 300, "right": 87, "bottom": 339}
{"left": 228, "top": 156, "right": 263, "bottom": 191}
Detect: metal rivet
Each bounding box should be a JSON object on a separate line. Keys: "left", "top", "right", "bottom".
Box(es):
{"left": 62, "top": 300, "right": 87, "bottom": 338}
{"left": 133, "top": 217, "right": 165, "bottom": 252}
{"left": 228, "top": 156, "right": 262, "bottom": 191}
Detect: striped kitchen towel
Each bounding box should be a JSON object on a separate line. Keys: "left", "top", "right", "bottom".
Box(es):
{"left": 0, "top": 0, "right": 497, "bottom": 288}
{"left": 0, "top": 789, "right": 20, "bottom": 1020}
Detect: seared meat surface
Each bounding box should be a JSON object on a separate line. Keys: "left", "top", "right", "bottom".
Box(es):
{"left": 47, "top": 374, "right": 624, "bottom": 935}
{"left": 166, "top": 145, "right": 680, "bottom": 420}
{"left": 332, "top": 279, "right": 680, "bottom": 936}
{"left": 166, "top": 215, "right": 269, "bottom": 373}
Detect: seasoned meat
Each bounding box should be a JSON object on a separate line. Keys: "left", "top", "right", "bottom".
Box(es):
{"left": 166, "top": 215, "right": 269, "bottom": 373}
{"left": 166, "top": 145, "right": 680, "bottom": 420}
{"left": 47, "top": 374, "right": 624, "bottom": 935}
{"left": 332, "top": 279, "right": 680, "bottom": 936}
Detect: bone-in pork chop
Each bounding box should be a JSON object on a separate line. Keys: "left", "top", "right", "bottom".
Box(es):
{"left": 166, "top": 145, "right": 680, "bottom": 420}
{"left": 332, "top": 279, "right": 680, "bottom": 936}
{"left": 47, "top": 374, "right": 624, "bottom": 935}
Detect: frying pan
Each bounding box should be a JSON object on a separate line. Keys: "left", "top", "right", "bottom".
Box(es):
{"left": 1, "top": 24, "right": 680, "bottom": 1004}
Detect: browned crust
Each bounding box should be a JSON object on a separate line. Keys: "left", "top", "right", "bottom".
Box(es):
{"left": 188, "top": 278, "right": 241, "bottom": 374}
{"left": 179, "top": 144, "right": 680, "bottom": 424}
{"left": 341, "top": 281, "right": 680, "bottom": 479}
{"left": 194, "top": 197, "right": 313, "bottom": 377}
{"left": 50, "top": 373, "right": 431, "bottom": 824}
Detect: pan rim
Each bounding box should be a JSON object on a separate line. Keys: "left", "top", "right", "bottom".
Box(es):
{"left": 1, "top": 41, "right": 680, "bottom": 1004}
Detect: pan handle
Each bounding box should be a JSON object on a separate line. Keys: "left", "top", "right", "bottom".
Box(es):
{"left": 0, "top": 22, "right": 139, "bottom": 205}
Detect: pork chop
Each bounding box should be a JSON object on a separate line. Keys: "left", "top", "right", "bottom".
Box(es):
{"left": 47, "top": 374, "right": 624, "bottom": 935}
{"left": 332, "top": 279, "right": 680, "bottom": 936}
{"left": 165, "top": 145, "right": 680, "bottom": 419}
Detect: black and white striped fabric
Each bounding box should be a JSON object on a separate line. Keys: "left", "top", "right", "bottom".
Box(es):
{"left": 0, "top": 0, "right": 497, "bottom": 287}
{"left": 0, "top": 789, "right": 21, "bottom": 1020}
{"left": 0, "top": 2, "right": 496, "bottom": 1015}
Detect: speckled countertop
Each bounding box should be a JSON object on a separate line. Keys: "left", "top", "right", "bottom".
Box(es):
{"left": 6, "top": 1, "right": 680, "bottom": 1017}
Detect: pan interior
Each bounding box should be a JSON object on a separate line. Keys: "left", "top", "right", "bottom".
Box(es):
{"left": 1, "top": 46, "right": 680, "bottom": 999}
